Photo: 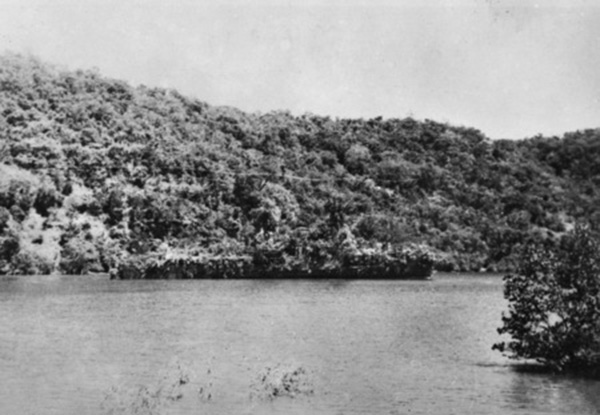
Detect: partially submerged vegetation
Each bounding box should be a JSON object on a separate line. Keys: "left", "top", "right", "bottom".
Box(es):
{"left": 1, "top": 53, "right": 600, "bottom": 278}
{"left": 494, "top": 226, "right": 600, "bottom": 376}
{"left": 101, "top": 362, "right": 313, "bottom": 415}
{"left": 250, "top": 364, "right": 314, "bottom": 401}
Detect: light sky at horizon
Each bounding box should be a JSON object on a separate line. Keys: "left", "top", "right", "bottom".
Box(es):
{"left": 0, "top": 0, "right": 599, "bottom": 139}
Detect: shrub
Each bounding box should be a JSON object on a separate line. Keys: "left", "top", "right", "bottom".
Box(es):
{"left": 9, "top": 249, "right": 54, "bottom": 275}
{"left": 98, "top": 237, "right": 123, "bottom": 273}
{"left": 344, "top": 143, "right": 371, "bottom": 175}
{"left": 59, "top": 238, "right": 100, "bottom": 274}
{"left": 0, "top": 232, "right": 20, "bottom": 273}
{"left": 1, "top": 179, "right": 35, "bottom": 212}
{"left": 493, "top": 225, "right": 600, "bottom": 374}
{"left": 102, "top": 187, "right": 127, "bottom": 226}
{"left": 33, "top": 180, "right": 62, "bottom": 216}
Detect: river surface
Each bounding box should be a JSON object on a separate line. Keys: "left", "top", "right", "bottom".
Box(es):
{"left": 1, "top": 273, "right": 600, "bottom": 415}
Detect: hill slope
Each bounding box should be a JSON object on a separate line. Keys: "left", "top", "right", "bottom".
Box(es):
{"left": 1, "top": 53, "right": 599, "bottom": 275}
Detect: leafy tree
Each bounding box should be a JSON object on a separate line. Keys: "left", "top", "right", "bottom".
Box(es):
{"left": 494, "top": 225, "right": 600, "bottom": 374}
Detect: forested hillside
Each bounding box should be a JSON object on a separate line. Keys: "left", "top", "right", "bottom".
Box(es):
{"left": 1, "top": 53, "right": 599, "bottom": 275}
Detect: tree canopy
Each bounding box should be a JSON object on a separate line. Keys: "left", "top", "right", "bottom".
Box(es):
{"left": 1, "top": 53, "right": 599, "bottom": 275}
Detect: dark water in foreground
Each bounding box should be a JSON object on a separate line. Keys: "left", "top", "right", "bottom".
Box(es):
{"left": 1, "top": 274, "right": 599, "bottom": 415}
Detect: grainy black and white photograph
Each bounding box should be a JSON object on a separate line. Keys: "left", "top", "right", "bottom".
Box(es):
{"left": 1, "top": 0, "right": 600, "bottom": 414}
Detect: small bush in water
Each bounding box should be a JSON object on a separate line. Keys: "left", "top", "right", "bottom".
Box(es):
{"left": 101, "top": 365, "right": 192, "bottom": 415}
{"left": 493, "top": 225, "right": 600, "bottom": 374}
{"left": 250, "top": 364, "right": 314, "bottom": 401}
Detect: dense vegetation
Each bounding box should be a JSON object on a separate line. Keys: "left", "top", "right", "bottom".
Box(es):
{"left": 494, "top": 226, "right": 600, "bottom": 375}
{"left": 1, "top": 53, "right": 599, "bottom": 276}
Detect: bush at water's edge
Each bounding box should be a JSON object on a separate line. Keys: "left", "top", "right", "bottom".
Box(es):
{"left": 493, "top": 225, "right": 600, "bottom": 376}
{"left": 112, "top": 241, "right": 438, "bottom": 279}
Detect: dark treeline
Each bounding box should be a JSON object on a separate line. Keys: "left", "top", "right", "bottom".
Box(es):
{"left": 1, "top": 53, "right": 599, "bottom": 275}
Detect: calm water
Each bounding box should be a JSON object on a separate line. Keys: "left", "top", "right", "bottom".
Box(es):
{"left": 1, "top": 274, "right": 599, "bottom": 415}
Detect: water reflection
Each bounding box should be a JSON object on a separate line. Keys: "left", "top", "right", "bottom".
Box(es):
{"left": 506, "top": 365, "right": 600, "bottom": 414}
